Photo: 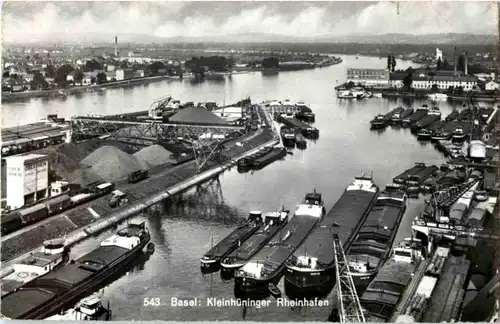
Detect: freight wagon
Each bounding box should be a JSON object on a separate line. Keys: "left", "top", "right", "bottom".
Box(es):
{"left": 128, "top": 170, "right": 148, "bottom": 183}
{"left": 1, "top": 182, "right": 115, "bottom": 236}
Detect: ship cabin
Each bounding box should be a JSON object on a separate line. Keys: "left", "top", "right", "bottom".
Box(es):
{"left": 116, "top": 222, "right": 149, "bottom": 240}
{"left": 248, "top": 211, "right": 264, "bottom": 224}
{"left": 262, "top": 210, "right": 288, "bottom": 226}
{"left": 78, "top": 295, "right": 105, "bottom": 316}
{"left": 303, "top": 191, "right": 324, "bottom": 207}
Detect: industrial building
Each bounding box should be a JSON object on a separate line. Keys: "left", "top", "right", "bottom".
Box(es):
{"left": 346, "top": 68, "right": 390, "bottom": 87}
{"left": 115, "top": 68, "right": 135, "bottom": 81}
{"left": 5, "top": 154, "right": 49, "bottom": 209}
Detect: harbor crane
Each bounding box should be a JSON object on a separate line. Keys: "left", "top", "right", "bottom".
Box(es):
{"left": 330, "top": 233, "right": 366, "bottom": 323}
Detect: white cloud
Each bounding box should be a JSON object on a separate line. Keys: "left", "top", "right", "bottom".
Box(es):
{"left": 1, "top": 1, "right": 496, "bottom": 43}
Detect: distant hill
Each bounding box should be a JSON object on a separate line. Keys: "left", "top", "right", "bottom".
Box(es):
{"left": 9, "top": 32, "right": 496, "bottom": 46}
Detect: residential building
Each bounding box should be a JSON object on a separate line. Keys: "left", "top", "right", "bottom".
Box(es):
{"left": 105, "top": 71, "right": 115, "bottom": 81}
{"left": 135, "top": 70, "right": 145, "bottom": 78}
{"left": 5, "top": 154, "right": 49, "bottom": 209}
{"left": 106, "top": 64, "right": 116, "bottom": 72}
{"left": 346, "top": 68, "right": 390, "bottom": 87}
{"left": 115, "top": 68, "right": 135, "bottom": 81}
{"left": 485, "top": 80, "right": 499, "bottom": 91}
{"left": 82, "top": 72, "right": 92, "bottom": 85}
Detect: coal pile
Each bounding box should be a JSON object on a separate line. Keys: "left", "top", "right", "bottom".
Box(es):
{"left": 80, "top": 145, "right": 150, "bottom": 182}
{"left": 133, "top": 144, "right": 173, "bottom": 166}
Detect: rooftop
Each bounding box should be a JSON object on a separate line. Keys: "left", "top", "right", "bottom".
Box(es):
{"left": 4, "top": 153, "right": 47, "bottom": 163}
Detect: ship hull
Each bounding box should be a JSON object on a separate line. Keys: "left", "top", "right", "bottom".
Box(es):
{"left": 23, "top": 233, "right": 150, "bottom": 319}
{"left": 234, "top": 273, "right": 282, "bottom": 300}
{"left": 350, "top": 272, "right": 377, "bottom": 292}
{"left": 284, "top": 267, "right": 336, "bottom": 300}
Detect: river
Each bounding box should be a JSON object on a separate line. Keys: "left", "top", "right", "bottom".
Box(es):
{"left": 2, "top": 55, "right": 465, "bottom": 321}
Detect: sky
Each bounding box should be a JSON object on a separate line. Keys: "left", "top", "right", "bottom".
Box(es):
{"left": 1, "top": 1, "right": 498, "bottom": 43}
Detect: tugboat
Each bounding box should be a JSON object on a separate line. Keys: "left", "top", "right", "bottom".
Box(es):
{"left": 284, "top": 176, "right": 379, "bottom": 300}
{"left": 234, "top": 190, "right": 326, "bottom": 300}
{"left": 295, "top": 101, "right": 315, "bottom": 123}
{"left": 336, "top": 88, "right": 355, "bottom": 99}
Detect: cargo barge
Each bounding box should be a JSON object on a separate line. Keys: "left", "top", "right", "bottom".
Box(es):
{"left": 393, "top": 163, "right": 427, "bottom": 185}
{"left": 370, "top": 107, "right": 404, "bottom": 129}
{"left": 410, "top": 106, "right": 441, "bottom": 134}
{"left": 220, "top": 210, "right": 289, "bottom": 280}
{"left": 295, "top": 101, "right": 315, "bottom": 123}
{"left": 417, "top": 120, "right": 443, "bottom": 141}
{"left": 402, "top": 104, "right": 430, "bottom": 128}
{"left": 1, "top": 238, "right": 68, "bottom": 297}
{"left": 234, "top": 191, "right": 326, "bottom": 300}
{"left": 237, "top": 147, "right": 273, "bottom": 172}
{"left": 391, "top": 108, "right": 414, "bottom": 125}
{"left": 251, "top": 147, "right": 287, "bottom": 170}
{"left": 277, "top": 114, "right": 319, "bottom": 139}
{"left": 201, "top": 211, "right": 263, "bottom": 274}
{"left": 280, "top": 126, "right": 296, "bottom": 147}
{"left": 359, "top": 237, "right": 426, "bottom": 322}
{"left": 347, "top": 186, "right": 408, "bottom": 291}
{"left": 0, "top": 222, "right": 151, "bottom": 319}
{"left": 284, "top": 176, "right": 379, "bottom": 300}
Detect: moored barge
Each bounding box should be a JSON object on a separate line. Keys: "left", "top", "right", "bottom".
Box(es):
{"left": 220, "top": 210, "right": 289, "bottom": 279}
{"left": 284, "top": 176, "right": 379, "bottom": 300}
{"left": 201, "top": 212, "right": 264, "bottom": 273}
{"left": 347, "top": 186, "right": 408, "bottom": 291}
{"left": 359, "top": 237, "right": 426, "bottom": 322}
{"left": 392, "top": 108, "right": 414, "bottom": 125}
{"left": 402, "top": 104, "right": 430, "bottom": 128}
{"left": 234, "top": 191, "right": 326, "bottom": 300}
{"left": 0, "top": 222, "right": 151, "bottom": 319}
{"left": 251, "top": 147, "right": 287, "bottom": 170}
{"left": 277, "top": 114, "right": 319, "bottom": 139}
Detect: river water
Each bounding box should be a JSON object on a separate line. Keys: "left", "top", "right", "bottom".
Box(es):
{"left": 2, "top": 55, "right": 464, "bottom": 321}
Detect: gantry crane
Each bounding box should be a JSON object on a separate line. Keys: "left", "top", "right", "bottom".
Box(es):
{"left": 330, "top": 233, "right": 366, "bottom": 323}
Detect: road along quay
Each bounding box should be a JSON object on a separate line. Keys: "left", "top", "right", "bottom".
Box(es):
{"left": 1, "top": 126, "right": 279, "bottom": 269}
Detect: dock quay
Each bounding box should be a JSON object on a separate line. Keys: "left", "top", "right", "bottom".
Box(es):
{"left": 1, "top": 100, "right": 284, "bottom": 267}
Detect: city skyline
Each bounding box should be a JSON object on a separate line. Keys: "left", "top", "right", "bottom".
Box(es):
{"left": 2, "top": 1, "right": 497, "bottom": 44}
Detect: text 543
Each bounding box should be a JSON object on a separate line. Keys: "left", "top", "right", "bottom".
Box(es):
{"left": 144, "top": 298, "right": 161, "bottom": 307}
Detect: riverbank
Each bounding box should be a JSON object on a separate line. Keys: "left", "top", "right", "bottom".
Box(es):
{"left": 377, "top": 90, "right": 499, "bottom": 103}
{"left": 1, "top": 75, "right": 179, "bottom": 103}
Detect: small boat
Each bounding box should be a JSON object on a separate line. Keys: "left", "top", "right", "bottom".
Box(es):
{"left": 336, "top": 88, "right": 355, "bottom": 99}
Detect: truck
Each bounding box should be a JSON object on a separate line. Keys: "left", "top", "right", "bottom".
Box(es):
{"left": 108, "top": 190, "right": 128, "bottom": 208}
{"left": 128, "top": 170, "right": 148, "bottom": 183}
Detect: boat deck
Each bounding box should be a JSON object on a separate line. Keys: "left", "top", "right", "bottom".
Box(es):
{"left": 203, "top": 222, "right": 260, "bottom": 260}
{"left": 225, "top": 223, "right": 283, "bottom": 264}
{"left": 1, "top": 245, "right": 129, "bottom": 318}
{"left": 290, "top": 189, "right": 378, "bottom": 268}
{"left": 360, "top": 258, "right": 421, "bottom": 320}
{"left": 422, "top": 255, "right": 470, "bottom": 322}
{"left": 244, "top": 213, "right": 321, "bottom": 278}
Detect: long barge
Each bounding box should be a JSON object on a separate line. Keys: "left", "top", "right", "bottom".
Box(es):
{"left": 347, "top": 186, "right": 408, "bottom": 291}
{"left": 284, "top": 176, "right": 379, "bottom": 300}
{"left": 0, "top": 222, "right": 151, "bottom": 319}
{"left": 234, "top": 191, "right": 326, "bottom": 300}
{"left": 410, "top": 107, "right": 441, "bottom": 134}
{"left": 201, "top": 212, "right": 264, "bottom": 274}
{"left": 237, "top": 147, "right": 273, "bottom": 172}
{"left": 277, "top": 114, "right": 319, "bottom": 139}
{"left": 402, "top": 104, "right": 430, "bottom": 128}
{"left": 251, "top": 147, "right": 287, "bottom": 170}
{"left": 359, "top": 237, "right": 426, "bottom": 322}
{"left": 391, "top": 108, "right": 414, "bottom": 125}
{"left": 220, "top": 210, "right": 289, "bottom": 279}
{"left": 393, "top": 163, "right": 427, "bottom": 184}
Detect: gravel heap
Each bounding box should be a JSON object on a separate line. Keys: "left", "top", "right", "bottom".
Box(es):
{"left": 133, "top": 144, "right": 173, "bottom": 166}
{"left": 80, "top": 145, "right": 149, "bottom": 182}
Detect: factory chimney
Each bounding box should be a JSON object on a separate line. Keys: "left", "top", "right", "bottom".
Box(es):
{"left": 464, "top": 52, "right": 468, "bottom": 75}
{"left": 453, "top": 46, "right": 457, "bottom": 74}
{"left": 114, "top": 36, "right": 118, "bottom": 57}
